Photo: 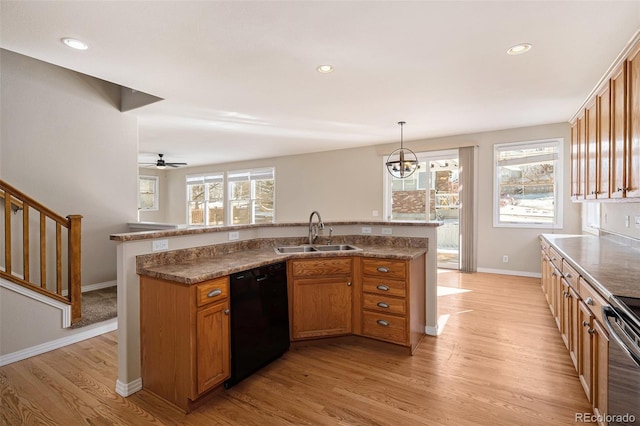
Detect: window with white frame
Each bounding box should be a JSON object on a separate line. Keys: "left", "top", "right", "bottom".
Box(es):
{"left": 228, "top": 168, "right": 275, "bottom": 225}
{"left": 186, "top": 168, "right": 275, "bottom": 226}
{"left": 494, "top": 139, "right": 563, "bottom": 228}
{"left": 138, "top": 175, "right": 158, "bottom": 211}
{"left": 187, "top": 173, "right": 224, "bottom": 225}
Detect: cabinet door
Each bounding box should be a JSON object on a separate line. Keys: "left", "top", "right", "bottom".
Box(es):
{"left": 611, "top": 63, "right": 627, "bottom": 198}
{"left": 578, "top": 300, "right": 594, "bottom": 402}
{"left": 627, "top": 44, "right": 640, "bottom": 197}
{"left": 551, "top": 264, "right": 562, "bottom": 331}
{"left": 195, "top": 300, "right": 230, "bottom": 396}
{"left": 592, "top": 319, "right": 609, "bottom": 423}
{"left": 596, "top": 83, "right": 611, "bottom": 199}
{"left": 571, "top": 114, "right": 585, "bottom": 200}
{"left": 292, "top": 277, "right": 352, "bottom": 339}
{"left": 569, "top": 286, "right": 580, "bottom": 371}
{"left": 560, "top": 279, "right": 571, "bottom": 350}
{"left": 585, "top": 100, "right": 598, "bottom": 199}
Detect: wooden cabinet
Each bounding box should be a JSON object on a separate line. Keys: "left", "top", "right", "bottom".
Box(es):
{"left": 140, "top": 275, "right": 230, "bottom": 412}
{"left": 578, "top": 299, "right": 594, "bottom": 402}
{"left": 611, "top": 63, "right": 627, "bottom": 198}
{"left": 585, "top": 99, "right": 598, "bottom": 199}
{"left": 288, "top": 257, "right": 353, "bottom": 340}
{"left": 571, "top": 37, "right": 640, "bottom": 201}
{"left": 596, "top": 83, "right": 611, "bottom": 199}
{"left": 539, "top": 238, "right": 610, "bottom": 425}
{"left": 627, "top": 43, "right": 640, "bottom": 198}
{"left": 359, "top": 255, "right": 425, "bottom": 354}
{"left": 571, "top": 114, "right": 585, "bottom": 201}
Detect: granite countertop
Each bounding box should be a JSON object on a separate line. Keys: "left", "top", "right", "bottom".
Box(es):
{"left": 137, "top": 239, "right": 427, "bottom": 285}
{"left": 112, "top": 220, "right": 442, "bottom": 242}
{"left": 541, "top": 233, "right": 640, "bottom": 300}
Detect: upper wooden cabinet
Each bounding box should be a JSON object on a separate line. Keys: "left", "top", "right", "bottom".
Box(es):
{"left": 627, "top": 43, "right": 640, "bottom": 198}
{"left": 571, "top": 37, "right": 640, "bottom": 201}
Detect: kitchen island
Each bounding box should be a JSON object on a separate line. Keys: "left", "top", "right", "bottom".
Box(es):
{"left": 110, "top": 221, "right": 441, "bottom": 399}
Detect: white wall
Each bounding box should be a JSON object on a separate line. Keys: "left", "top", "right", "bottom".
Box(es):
{"left": 0, "top": 49, "right": 139, "bottom": 286}
{"left": 158, "top": 122, "right": 581, "bottom": 275}
{"left": 601, "top": 202, "right": 640, "bottom": 239}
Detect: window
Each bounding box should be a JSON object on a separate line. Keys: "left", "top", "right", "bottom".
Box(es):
{"left": 228, "top": 168, "right": 275, "bottom": 225}
{"left": 187, "top": 173, "right": 224, "bottom": 225}
{"left": 186, "top": 167, "right": 275, "bottom": 226}
{"left": 139, "top": 175, "right": 158, "bottom": 211}
{"left": 494, "top": 139, "right": 563, "bottom": 228}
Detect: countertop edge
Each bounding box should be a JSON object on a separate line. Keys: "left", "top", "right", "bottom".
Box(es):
{"left": 137, "top": 247, "right": 427, "bottom": 285}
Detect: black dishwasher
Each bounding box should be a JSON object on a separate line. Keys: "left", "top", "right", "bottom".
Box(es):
{"left": 224, "top": 261, "right": 289, "bottom": 389}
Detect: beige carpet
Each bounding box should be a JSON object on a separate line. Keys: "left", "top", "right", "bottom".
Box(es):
{"left": 70, "top": 286, "right": 117, "bottom": 329}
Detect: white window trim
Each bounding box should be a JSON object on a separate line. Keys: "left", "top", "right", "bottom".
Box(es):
{"left": 493, "top": 138, "right": 564, "bottom": 229}
{"left": 186, "top": 167, "right": 275, "bottom": 226}
{"left": 138, "top": 175, "right": 159, "bottom": 211}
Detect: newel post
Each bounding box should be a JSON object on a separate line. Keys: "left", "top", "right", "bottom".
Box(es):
{"left": 68, "top": 214, "right": 83, "bottom": 324}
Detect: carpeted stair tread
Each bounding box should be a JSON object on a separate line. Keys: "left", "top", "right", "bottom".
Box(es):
{"left": 70, "top": 286, "right": 117, "bottom": 329}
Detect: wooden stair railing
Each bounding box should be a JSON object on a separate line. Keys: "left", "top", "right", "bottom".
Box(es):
{"left": 0, "top": 180, "right": 82, "bottom": 324}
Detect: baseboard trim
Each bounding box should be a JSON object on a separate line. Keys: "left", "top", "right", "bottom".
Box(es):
{"left": 115, "top": 377, "right": 143, "bottom": 397}
{"left": 425, "top": 325, "right": 440, "bottom": 336}
{"left": 0, "top": 318, "right": 117, "bottom": 367}
{"left": 476, "top": 268, "right": 541, "bottom": 278}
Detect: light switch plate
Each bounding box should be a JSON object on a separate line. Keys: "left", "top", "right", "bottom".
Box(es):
{"left": 152, "top": 239, "right": 169, "bottom": 251}
{"left": 381, "top": 227, "right": 392, "bottom": 235}
{"left": 229, "top": 231, "right": 240, "bottom": 241}
{"left": 361, "top": 226, "right": 372, "bottom": 234}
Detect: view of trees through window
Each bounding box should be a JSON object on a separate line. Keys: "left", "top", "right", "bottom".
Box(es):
{"left": 495, "top": 140, "right": 561, "bottom": 227}
{"left": 187, "top": 169, "right": 274, "bottom": 226}
{"left": 138, "top": 175, "right": 158, "bottom": 211}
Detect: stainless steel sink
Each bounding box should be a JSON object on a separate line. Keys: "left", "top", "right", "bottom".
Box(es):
{"left": 274, "top": 244, "right": 359, "bottom": 254}
{"left": 274, "top": 246, "right": 318, "bottom": 254}
{"left": 313, "top": 244, "right": 359, "bottom": 251}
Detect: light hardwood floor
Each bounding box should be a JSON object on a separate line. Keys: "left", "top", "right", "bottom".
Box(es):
{"left": 1, "top": 271, "right": 591, "bottom": 425}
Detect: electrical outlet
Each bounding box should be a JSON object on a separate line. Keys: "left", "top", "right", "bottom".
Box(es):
{"left": 229, "top": 231, "right": 240, "bottom": 241}
{"left": 152, "top": 239, "right": 169, "bottom": 251}
{"left": 625, "top": 215, "right": 630, "bottom": 228}
{"left": 372, "top": 210, "right": 379, "bottom": 217}
{"left": 361, "top": 226, "right": 372, "bottom": 234}
{"left": 502, "top": 255, "right": 509, "bottom": 263}
{"left": 635, "top": 216, "right": 640, "bottom": 229}
{"left": 381, "top": 227, "right": 392, "bottom": 235}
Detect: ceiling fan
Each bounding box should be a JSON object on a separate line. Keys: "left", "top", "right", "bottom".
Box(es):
{"left": 139, "top": 154, "right": 187, "bottom": 169}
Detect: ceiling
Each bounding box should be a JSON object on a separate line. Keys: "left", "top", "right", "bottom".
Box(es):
{"left": 2, "top": 1, "right": 640, "bottom": 168}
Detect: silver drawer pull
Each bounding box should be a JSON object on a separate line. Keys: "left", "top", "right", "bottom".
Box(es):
{"left": 377, "top": 302, "right": 390, "bottom": 309}
{"left": 564, "top": 272, "right": 572, "bottom": 278}
{"left": 376, "top": 285, "right": 390, "bottom": 291}
{"left": 585, "top": 297, "right": 594, "bottom": 306}
{"left": 376, "top": 320, "right": 390, "bottom": 327}
{"left": 224, "top": 309, "right": 230, "bottom": 315}
{"left": 377, "top": 267, "right": 390, "bottom": 273}
{"left": 207, "top": 289, "right": 222, "bottom": 298}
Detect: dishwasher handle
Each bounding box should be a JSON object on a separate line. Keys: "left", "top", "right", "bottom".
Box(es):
{"left": 603, "top": 306, "right": 640, "bottom": 367}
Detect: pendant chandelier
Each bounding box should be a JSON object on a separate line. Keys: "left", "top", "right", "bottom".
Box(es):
{"left": 386, "top": 121, "right": 419, "bottom": 179}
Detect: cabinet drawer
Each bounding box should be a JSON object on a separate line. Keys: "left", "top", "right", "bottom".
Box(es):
{"left": 363, "top": 293, "right": 406, "bottom": 316}
{"left": 548, "top": 247, "right": 562, "bottom": 271}
{"left": 362, "top": 311, "right": 407, "bottom": 345}
{"left": 291, "top": 258, "right": 352, "bottom": 277}
{"left": 578, "top": 277, "right": 608, "bottom": 324}
{"left": 362, "top": 276, "right": 406, "bottom": 298}
{"left": 362, "top": 258, "right": 406, "bottom": 280}
{"left": 196, "top": 277, "right": 229, "bottom": 307}
{"left": 562, "top": 260, "right": 580, "bottom": 290}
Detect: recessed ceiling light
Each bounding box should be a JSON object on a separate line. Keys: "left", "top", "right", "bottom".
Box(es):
{"left": 316, "top": 65, "right": 334, "bottom": 73}
{"left": 61, "top": 37, "right": 88, "bottom": 50}
{"left": 507, "top": 43, "right": 532, "bottom": 56}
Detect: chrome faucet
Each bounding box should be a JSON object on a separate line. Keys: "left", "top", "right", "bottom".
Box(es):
{"left": 308, "top": 211, "right": 324, "bottom": 245}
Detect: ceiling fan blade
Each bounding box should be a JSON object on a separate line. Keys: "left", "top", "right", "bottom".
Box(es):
{"left": 166, "top": 162, "right": 188, "bottom": 167}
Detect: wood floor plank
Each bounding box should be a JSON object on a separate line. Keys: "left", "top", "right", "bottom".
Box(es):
{"left": 1, "top": 270, "right": 592, "bottom": 425}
